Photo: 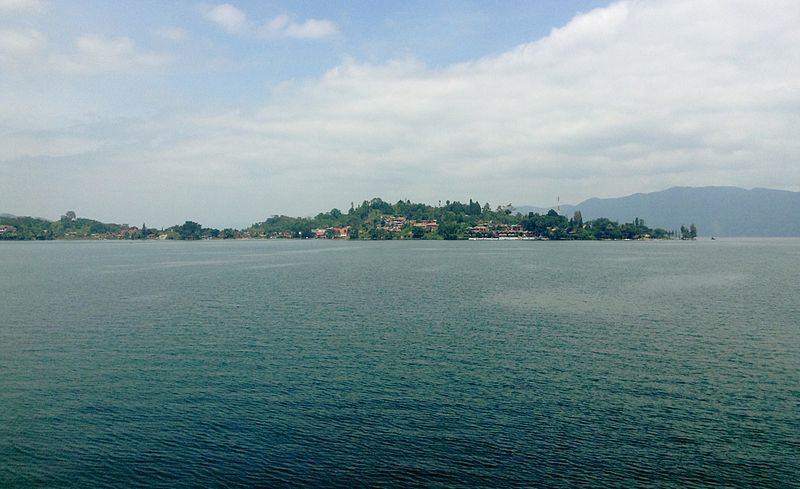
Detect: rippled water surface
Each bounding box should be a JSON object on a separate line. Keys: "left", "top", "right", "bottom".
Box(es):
{"left": 1, "top": 239, "right": 798, "bottom": 487}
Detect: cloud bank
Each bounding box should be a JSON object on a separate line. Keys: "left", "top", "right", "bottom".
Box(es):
{"left": 1, "top": 0, "right": 799, "bottom": 227}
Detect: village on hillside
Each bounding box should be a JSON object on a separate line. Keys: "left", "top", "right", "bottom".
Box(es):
{"left": 1, "top": 198, "right": 698, "bottom": 241}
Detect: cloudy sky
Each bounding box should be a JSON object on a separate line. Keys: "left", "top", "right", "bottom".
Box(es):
{"left": 1, "top": 0, "right": 798, "bottom": 228}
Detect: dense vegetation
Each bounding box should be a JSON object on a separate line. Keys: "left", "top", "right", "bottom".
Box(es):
{"left": 248, "top": 198, "right": 680, "bottom": 240}
{"left": 1, "top": 199, "right": 693, "bottom": 241}
{"left": 0, "top": 212, "right": 239, "bottom": 241}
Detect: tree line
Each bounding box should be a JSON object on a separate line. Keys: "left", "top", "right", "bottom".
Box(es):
{"left": 1, "top": 200, "right": 696, "bottom": 241}
{"left": 0, "top": 211, "right": 247, "bottom": 241}
{"left": 247, "top": 198, "right": 687, "bottom": 240}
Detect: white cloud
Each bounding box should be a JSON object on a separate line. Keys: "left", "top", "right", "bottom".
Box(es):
{"left": 0, "top": 0, "right": 47, "bottom": 15}
{"left": 2, "top": 0, "right": 799, "bottom": 224}
{"left": 51, "top": 35, "right": 172, "bottom": 74}
{"left": 203, "top": 3, "right": 247, "bottom": 34}
{"left": 175, "top": 0, "right": 800, "bottom": 207}
{"left": 260, "top": 15, "right": 339, "bottom": 39}
{"left": 202, "top": 3, "right": 338, "bottom": 40}
{"left": 0, "top": 28, "right": 46, "bottom": 65}
{"left": 0, "top": 28, "right": 171, "bottom": 74}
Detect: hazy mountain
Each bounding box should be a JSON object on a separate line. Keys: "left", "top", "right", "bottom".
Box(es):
{"left": 0, "top": 213, "right": 17, "bottom": 218}
{"left": 522, "top": 187, "right": 800, "bottom": 237}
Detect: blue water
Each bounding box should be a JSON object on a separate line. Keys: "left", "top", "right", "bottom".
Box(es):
{"left": 1, "top": 239, "right": 798, "bottom": 487}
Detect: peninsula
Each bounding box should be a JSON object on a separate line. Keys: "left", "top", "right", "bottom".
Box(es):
{"left": 0, "top": 198, "right": 697, "bottom": 241}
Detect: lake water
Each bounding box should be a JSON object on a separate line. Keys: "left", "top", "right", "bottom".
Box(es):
{"left": 1, "top": 239, "right": 798, "bottom": 487}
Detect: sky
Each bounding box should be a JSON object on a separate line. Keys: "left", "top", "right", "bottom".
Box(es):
{"left": 1, "top": 0, "right": 798, "bottom": 228}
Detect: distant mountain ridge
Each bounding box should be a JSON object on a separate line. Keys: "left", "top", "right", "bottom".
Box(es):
{"left": 520, "top": 187, "right": 800, "bottom": 237}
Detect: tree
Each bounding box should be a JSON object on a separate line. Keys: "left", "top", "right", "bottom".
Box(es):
{"left": 689, "top": 224, "right": 697, "bottom": 239}
{"left": 573, "top": 210, "right": 583, "bottom": 228}
{"left": 589, "top": 218, "right": 619, "bottom": 240}
{"left": 180, "top": 221, "right": 202, "bottom": 240}
{"left": 437, "top": 220, "right": 460, "bottom": 240}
